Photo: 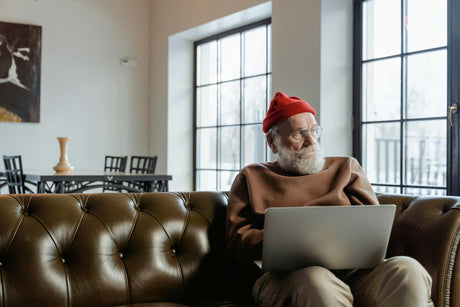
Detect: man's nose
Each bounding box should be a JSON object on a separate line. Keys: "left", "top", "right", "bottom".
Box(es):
{"left": 302, "top": 133, "right": 317, "bottom": 147}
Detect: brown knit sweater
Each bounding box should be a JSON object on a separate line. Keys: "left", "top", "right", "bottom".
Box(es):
{"left": 226, "top": 156, "right": 379, "bottom": 263}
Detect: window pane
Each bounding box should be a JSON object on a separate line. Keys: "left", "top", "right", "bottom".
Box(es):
{"left": 363, "top": 0, "right": 401, "bottom": 60}
{"left": 244, "top": 26, "right": 267, "bottom": 77}
{"left": 362, "top": 58, "right": 401, "bottom": 121}
{"left": 220, "top": 171, "right": 238, "bottom": 191}
{"left": 403, "top": 187, "right": 446, "bottom": 196}
{"left": 197, "top": 41, "right": 217, "bottom": 85}
{"left": 267, "top": 146, "right": 277, "bottom": 162}
{"left": 197, "top": 128, "right": 217, "bottom": 169}
{"left": 373, "top": 185, "right": 400, "bottom": 194}
{"left": 197, "top": 85, "right": 217, "bottom": 127}
{"left": 220, "top": 81, "right": 240, "bottom": 125}
{"left": 404, "top": 120, "right": 446, "bottom": 187}
{"left": 220, "top": 126, "right": 240, "bottom": 170}
{"left": 197, "top": 170, "right": 217, "bottom": 191}
{"left": 267, "top": 24, "right": 272, "bottom": 73}
{"left": 267, "top": 74, "right": 272, "bottom": 107}
{"left": 243, "top": 76, "right": 266, "bottom": 124}
{"left": 220, "top": 34, "right": 240, "bottom": 82}
{"left": 406, "top": 0, "right": 447, "bottom": 52}
{"left": 406, "top": 50, "right": 447, "bottom": 119}
{"left": 243, "top": 124, "right": 266, "bottom": 166}
{"left": 363, "top": 123, "right": 401, "bottom": 184}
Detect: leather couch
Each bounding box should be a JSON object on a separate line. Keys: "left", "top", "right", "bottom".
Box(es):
{"left": 0, "top": 192, "right": 458, "bottom": 307}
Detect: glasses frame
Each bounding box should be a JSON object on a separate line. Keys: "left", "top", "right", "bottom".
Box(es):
{"left": 273, "top": 125, "right": 322, "bottom": 142}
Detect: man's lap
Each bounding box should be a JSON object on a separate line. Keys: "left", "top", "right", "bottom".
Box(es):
{"left": 252, "top": 256, "right": 432, "bottom": 307}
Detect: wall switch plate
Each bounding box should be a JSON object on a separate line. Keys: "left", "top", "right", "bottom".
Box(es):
{"left": 121, "top": 57, "right": 138, "bottom": 68}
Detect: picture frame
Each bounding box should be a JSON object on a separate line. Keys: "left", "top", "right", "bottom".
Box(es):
{"left": 0, "top": 21, "right": 42, "bottom": 122}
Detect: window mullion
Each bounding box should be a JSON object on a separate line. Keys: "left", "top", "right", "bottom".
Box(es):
{"left": 240, "top": 31, "right": 244, "bottom": 170}
{"left": 448, "top": 0, "right": 460, "bottom": 195}
{"left": 400, "top": 0, "right": 406, "bottom": 194}
{"left": 352, "top": 0, "right": 363, "bottom": 162}
{"left": 216, "top": 39, "right": 221, "bottom": 190}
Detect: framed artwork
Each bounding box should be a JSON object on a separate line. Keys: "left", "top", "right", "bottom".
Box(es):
{"left": 0, "top": 21, "right": 42, "bottom": 122}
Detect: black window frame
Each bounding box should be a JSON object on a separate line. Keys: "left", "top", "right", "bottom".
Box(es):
{"left": 193, "top": 18, "right": 272, "bottom": 191}
{"left": 353, "top": 0, "right": 460, "bottom": 195}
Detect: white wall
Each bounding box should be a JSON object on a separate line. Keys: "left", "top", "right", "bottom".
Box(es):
{"left": 151, "top": 0, "right": 353, "bottom": 191}
{"left": 0, "top": 0, "right": 151, "bottom": 176}
{"left": 320, "top": 0, "right": 353, "bottom": 156}
{"left": 272, "top": 0, "right": 353, "bottom": 156}
{"left": 271, "top": 0, "right": 322, "bottom": 111}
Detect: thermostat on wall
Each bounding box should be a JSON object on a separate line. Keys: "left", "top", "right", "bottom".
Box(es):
{"left": 121, "top": 57, "right": 139, "bottom": 68}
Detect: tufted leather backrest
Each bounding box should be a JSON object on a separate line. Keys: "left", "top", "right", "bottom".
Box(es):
{"left": 1, "top": 192, "right": 459, "bottom": 307}
{"left": 0, "top": 192, "right": 254, "bottom": 307}
{"left": 378, "top": 193, "right": 460, "bottom": 307}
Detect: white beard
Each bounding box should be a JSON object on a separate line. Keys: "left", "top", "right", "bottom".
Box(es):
{"left": 275, "top": 140, "right": 325, "bottom": 175}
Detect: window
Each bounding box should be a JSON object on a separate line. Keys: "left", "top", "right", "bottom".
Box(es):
{"left": 194, "top": 19, "right": 272, "bottom": 191}
{"left": 353, "top": 0, "right": 460, "bottom": 195}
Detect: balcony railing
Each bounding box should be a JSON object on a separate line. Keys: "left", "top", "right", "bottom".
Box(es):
{"left": 372, "top": 138, "right": 446, "bottom": 195}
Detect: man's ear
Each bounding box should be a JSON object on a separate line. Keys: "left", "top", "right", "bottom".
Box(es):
{"left": 267, "top": 132, "right": 278, "bottom": 154}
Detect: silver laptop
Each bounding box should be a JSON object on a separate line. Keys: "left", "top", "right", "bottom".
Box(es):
{"left": 262, "top": 205, "right": 396, "bottom": 272}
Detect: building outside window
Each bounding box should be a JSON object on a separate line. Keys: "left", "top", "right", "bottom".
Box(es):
{"left": 194, "top": 19, "right": 272, "bottom": 191}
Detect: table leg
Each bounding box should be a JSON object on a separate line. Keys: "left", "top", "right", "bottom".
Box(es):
{"left": 54, "top": 181, "right": 65, "bottom": 193}
{"left": 143, "top": 181, "right": 150, "bottom": 192}
{"left": 147, "top": 181, "right": 154, "bottom": 192}
{"left": 37, "top": 181, "right": 45, "bottom": 193}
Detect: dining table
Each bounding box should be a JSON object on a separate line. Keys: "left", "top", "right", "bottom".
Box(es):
{"left": 0, "top": 169, "right": 172, "bottom": 194}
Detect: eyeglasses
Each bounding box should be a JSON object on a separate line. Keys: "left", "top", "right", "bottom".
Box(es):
{"left": 274, "top": 126, "right": 322, "bottom": 142}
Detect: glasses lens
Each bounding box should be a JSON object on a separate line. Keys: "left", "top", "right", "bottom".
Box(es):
{"left": 314, "top": 126, "right": 322, "bottom": 139}
{"left": 290, "top": 130, "right": 302, "bottom": 141}
{"left": 290, "top": 126, "right": 322, "bottom": 141}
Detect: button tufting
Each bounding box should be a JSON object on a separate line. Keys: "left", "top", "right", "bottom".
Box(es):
{"left": 82, "top": 207, "right": 88, "bottom": 213}
{"left": 119, "top": 253, "right": 123, "bottom": 259}
{"left": 22, "top": 210, "right": 28, "bottom": 217}
{"left": 170, "top": 249, "right": 176, "bottom": 256}
{"left": 60, "top": 257, "right": 66, "bottom": 264}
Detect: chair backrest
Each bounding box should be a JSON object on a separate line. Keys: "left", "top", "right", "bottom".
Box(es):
{"left": 3, "top": 155, "right": 27, "bottom": 194}
{"left": 130, "top": 155, "right": 158, "bottom": 174}
{"left": 104, "top": 155, "right": 128, "bottom": 172}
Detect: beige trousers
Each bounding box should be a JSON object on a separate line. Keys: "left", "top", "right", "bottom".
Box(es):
{"left": 252, "top": 256, "right": 432, "bottom": 307}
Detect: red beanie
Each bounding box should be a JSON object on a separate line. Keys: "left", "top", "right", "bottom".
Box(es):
{"left": 262, "top": 92, "right": 316, "bottom": 133}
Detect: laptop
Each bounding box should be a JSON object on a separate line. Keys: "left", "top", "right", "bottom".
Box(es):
{"left": 262, "top": 205, "right": 396, "bottom": 272}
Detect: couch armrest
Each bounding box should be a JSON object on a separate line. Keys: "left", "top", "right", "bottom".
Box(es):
{"left": 377, "top": 193, "right": 460, "bottom": 307}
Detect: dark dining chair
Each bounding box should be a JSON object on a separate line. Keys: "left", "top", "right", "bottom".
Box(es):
{"left": 2, "top": 155, "right": 36, "bottom": 194}
{"left": 105, "top": 155, "right": 128, "bottom": 172}
{"left": 129, "top": 155, "right": 158, "bottom": 174}
{"left": 0, "top": 178, "right": 6, "bottom": 194}
{"left": 103, "top": 155, "right": 128, "bottom": 192}
{"left": 126, "top": 155, "right": 158, "bottom": 192}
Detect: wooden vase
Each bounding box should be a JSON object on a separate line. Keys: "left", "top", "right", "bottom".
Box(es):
{"left": 53, "top": 137, "right": 74, "bottom": 173}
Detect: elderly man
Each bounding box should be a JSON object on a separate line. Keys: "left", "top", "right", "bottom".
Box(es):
{"left": 226, "top": 92, "right": 432, "bottom": 307}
